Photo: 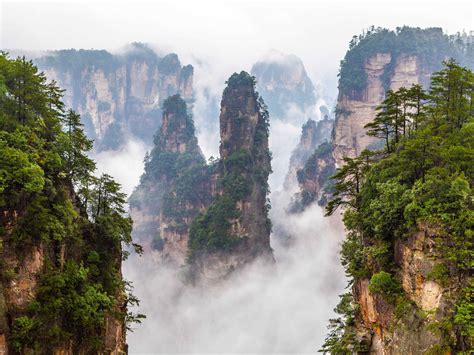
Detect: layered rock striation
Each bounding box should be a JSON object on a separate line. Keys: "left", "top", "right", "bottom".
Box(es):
{"left": 35, "top": 43, "right": 193, "bottom": 150}
{"left": 295, "top": 27, "right": 474, "bottom": 210}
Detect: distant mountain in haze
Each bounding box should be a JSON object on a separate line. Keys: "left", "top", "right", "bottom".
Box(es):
{"left": 33, "top": 43, "right": 193, "bottom": 151}
{"left": 251, "top": 50, "right": 317, "bottom": 118}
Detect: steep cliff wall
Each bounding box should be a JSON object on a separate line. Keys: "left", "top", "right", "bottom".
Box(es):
{"left": 333, "top": 53, "right": 421, "bottom": 166}
{"left": 129, "top": 95, "right": 211, "bottom": 266}
{"left": 187, "top": 71, "right": 273, "bottom": 282}
{"left": 322, "top": 59, "right": 473, "bottom": 353}
{"left": 333, "top": 27, "right": 473, "bottom": 167}
{"left": 291, "top": 141, "right": 336, "bottom": 210}
{"left": 296, "top": 27, "right": 474, "bottom": 210}
{"left": 284, "top": 117, "right": 333, "bottom": 191}
{"left": 352, "top": 224, "right": 451, "bottom": 353}
{"left": 0, "top": 54, "right": 137, "bottom": 354}
{"left": 35, "top": 43, "right": 193, "bottom": 150}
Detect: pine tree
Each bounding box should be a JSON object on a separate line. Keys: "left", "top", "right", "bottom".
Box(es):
{"left": 325, "top": 149, "right": 373, "bottom": 216}
{"left": 59, "top": 109, "right": 95, "bottom": 184}
{"left": 429, "top": 59, "right": 473, "bottom": 130}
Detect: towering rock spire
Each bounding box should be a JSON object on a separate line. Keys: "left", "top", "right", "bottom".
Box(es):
{"left": 130, "top": 95, "right": 211, "bottom": 265}
{"left": 156, "top": 94, "right": 200, "bottom": 154}
{"left": 187, "top": 72, "right": 273, "bottom": 281}
{"left": 131, "top": 73, "right": 273, "bottom": 281}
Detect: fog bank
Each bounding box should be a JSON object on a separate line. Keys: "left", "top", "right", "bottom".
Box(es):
{"left": 124, "top": 203, "right": 346, "bottom": 353}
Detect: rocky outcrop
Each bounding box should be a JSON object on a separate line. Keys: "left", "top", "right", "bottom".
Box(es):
{"left": 284, "top": 115, "right": 335, "bottom": 211}
{"left": 284, "top": 117, "right": 333, "bottom": 191}
{"left": 333, "top": 53, "right": 422, "bottom": 166}
{"left": 298, "top": 28, "right": 474, "bottom": 210}
{"left": 291, "top": 141, "right": 336, "bottom": 210}
{"left": 321, "top": 27, "right": 474, "bottom": 353}
{"left": 187, "top": 71, "right": 273, "bottom": 282}
{"left": 1, "top": 204, "right": 127, "bottom": 354}
{"left": 333, "top": 27, "right": 474, "bottom": 167}
{"left": 0, "top": 53, "right": 133, "bottom": 354}
{"left": 217, "top": 72, "right": 272, "bottom": 253}
{"left": 35, "top": 43, "right": 193, "bottom": 150}
{"left": 352, "top": 224, "right": 451, "bottom": 353}
{"left": 251, "top": 50, "right": 316, "bottom": 118}
{"left": 131, "top": 73, "right": 273, "bottom": 281}
{"left": 129, "top": 95, "right": 211, "bottom": 266}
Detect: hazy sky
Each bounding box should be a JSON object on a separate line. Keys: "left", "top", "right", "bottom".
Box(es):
{"left": 2, "top": 0, "right": 473, "bottom": 95}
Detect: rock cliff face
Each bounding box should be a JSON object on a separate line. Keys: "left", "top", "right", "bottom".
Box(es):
{"left": 1, "top": 199, "right": 126, "bottom": 354}
{"left": 333, "top": 53, "right": 422, "bottom": 166}
{"left": 333, "top": 27, "right": 473, "bottom": 167}
{"left": 285, "top": 117, "right": 333, "bottom": 191}
{"left": 353, "top": 224, "right": 453, "bottom": 353}
{"left": 187, "top": 72, "right": 273, "bottom": 282}
{"left": 0, "top": 54, "right": 134, "bottom": 354}
{"left": 129, "top": 95, "right": 211, "bottom": 266}
{"left": 251, "top": 51, "right": 316, "bottom": 118}
{"left": 321, "top": 28, "right": 474, "bottom": 353}
{"left": 292, "top": 141, "right": 336, "bottom": 210}
{"left": 35, "top": 43, "right": 193, "bottom": 150}
{"left": 131, "top": 73, "right": 273, "bottom": 282}
{"left": 296, "top": 27, "right": 474, "bottom": 209}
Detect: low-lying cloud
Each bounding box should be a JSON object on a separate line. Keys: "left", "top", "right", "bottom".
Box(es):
{"left": 92, "top": 138, "right": 147, "bottom": 196}
{"left": 124, "top": 203, "right": 346, "bottom": 353}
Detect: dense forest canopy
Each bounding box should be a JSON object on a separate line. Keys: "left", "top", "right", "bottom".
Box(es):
{"left": 0, "top": 52, "right": 142, "bottom": 353}
{"left": 323, "top": 60, "right": 474, "bottom": 353}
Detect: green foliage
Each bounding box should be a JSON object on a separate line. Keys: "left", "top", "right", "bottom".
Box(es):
{"left": 187, "top": 195, "right": 241, "bottom": 260}
{"left": 11, "top": 261, "right": 112, "bottom": 352}
{"left": 454, "top": 280, "right": 474, "bottom": 339}
{"left": 369, "top": 271, "right": 402, "bottom": 302}
{"left": 365, "top": 85, "right": 428, "bottom": 152}
{"left": 221, "top": 172, "right": 251, "bottom": 200}
{"left": 0, "top": 53, "right": 142, "bottom": 352}
{"left": 13, "top": 192, "right": 77, "bottom": 243}
{"left": 326, "top": 61, "right": 474, "bottom": 350}
{"left": 428, "top": 264, "right": 449, "bottom": 287}
{"left": 0, "top": 140, "right": 44, "bottom": 201}
{"left": 11, "top": 316, "right": 35, "bottom": 352}
{"left": 225, "top": 71, "right": 257, "bottom": 89}
{"left": 340, "top": 232, "right": 370, "bottom": 280}
{"left": 320, "top": 293, "right": 369, "bottom": 353}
